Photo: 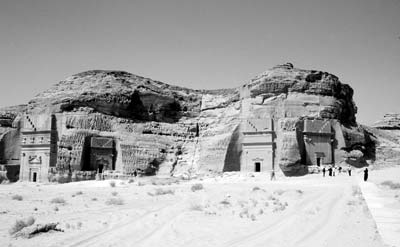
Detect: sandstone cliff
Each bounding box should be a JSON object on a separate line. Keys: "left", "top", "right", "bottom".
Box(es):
{"left": 0, "top": 63, "right": 375, "bottom": 178}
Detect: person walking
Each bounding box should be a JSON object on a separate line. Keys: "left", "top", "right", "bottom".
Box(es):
{"left": 270, "top": 170, "right": 276, "bottom": 181}
{"left": 364, "top": 168, "right": 369, "bottom": 181}
{"left": 322, "top": 167, "right": 326, "bottom": 177}
{"left": 328, "top": 166, "right": 333, "bottom": 176}
{"left": 348, "top": 166, "right": 352, "bottom": 176}
{"left": 338, "top": 166, "right": 342, "bottom": 173}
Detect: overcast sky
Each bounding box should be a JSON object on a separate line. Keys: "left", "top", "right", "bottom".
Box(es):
{"left": 0, "top": 0, "right": 399, "bottom": 124}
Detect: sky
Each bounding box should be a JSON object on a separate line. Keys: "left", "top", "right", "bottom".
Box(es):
{"left": 0, "top": 0, "right": 399, "bottom": 125}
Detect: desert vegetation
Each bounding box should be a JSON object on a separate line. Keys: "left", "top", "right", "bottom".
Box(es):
{"left": 11, "top": 194, "right": 23, "bottom": 201}
{"left": 9, "top": 216, "right": 35, "bottom": 235}
{"left": 381, "top": 180, "right": 400, "bottom": 190}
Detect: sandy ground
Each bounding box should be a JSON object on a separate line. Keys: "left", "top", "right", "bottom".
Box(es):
{"left": 1, "top": 168, "right": 397, "bottom": 247}
{"left": 359, "top": 167, "right": 400, "bottom": 247}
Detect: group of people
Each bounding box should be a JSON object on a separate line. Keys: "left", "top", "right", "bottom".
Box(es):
{"left": 321, "top": 166, "right": 369, "bottom": 181}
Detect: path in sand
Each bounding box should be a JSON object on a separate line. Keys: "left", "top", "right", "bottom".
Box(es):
{"left": 359, "top": 179, "right": 400, "bottom": 247}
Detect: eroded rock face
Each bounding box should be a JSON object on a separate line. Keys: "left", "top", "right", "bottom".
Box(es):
{"left": 243, "top": 63, "right": 357, "bottom": 126}
{"left": 366, "top": 114, "right": 400, "bottom": 167}
{"left": 372, "top": 114, "right": 400, "bottom": 130}
{"left": 27, "top": 70, "right": 209, "bottom": 123}
{"left": 1, "top": 64, "right": 373, "bottom": 178}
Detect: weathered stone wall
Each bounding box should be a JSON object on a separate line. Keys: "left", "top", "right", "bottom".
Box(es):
{"left": 1, "top": 64, "right": 377, "bottom": 180}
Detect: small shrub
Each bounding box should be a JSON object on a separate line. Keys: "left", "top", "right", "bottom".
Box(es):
{"left": 347, "top": 200, "right": 357, "bottom": 206}
{"left": 91, "top": 198, "right": 98, "bottom": 201}
{"left": 54, "top": 206, "right": 59, "bottom": 211}
{"left": 220, "top": 199, "right": 231, "bottom": 206}
{"left": 109, "top": 181, "right": 116, "bottom": 187}
{"left": 138, "top": 181, "right": 145, "bottom": 186}
{"left": 105, "top": 197, "right": 124, "bottom": 205}
{"left": 239, "top": 208, "right": 249, "bottom": 218}
{"left": 12, "top": 194, "right": 23, "bottom": 201}
{"left": 111, "top": 191, "right": 118, "bottom": 196}
{"left": 296, "top": 189, "right": 304, "bottom": 195}
{"left": 148, "top": 188, "right": 175, "bottom": 196}
{"left": 189, "top": 203, "right": 203, "bottom": 211}
{"left": 75, "top": 191, "right": 83, "bottom": 196}
{"left": 9, "top": 217, "right": 35, "bottom": 235}
{"left": 252, "top": 186, "right": 260, "bottom": 192}
{"left": 273, "top": 203, "right": 286, "bottom": 213}
{"left": 77, "top": 222, "right": 82, "bottom": 229}
{"left": 381, "top": 180, "right": 400, "bottom": 190}
{"left": 191, "top": 183, "right": 204, "bottom": 192}
{"left": 128, "top": 178, "right": 134, "bottom": 183}
{"left": 51, "top": 197, "right": 66, "bottom": 204}
{"left": 273, "top": 189, "right": 285, "bottom": 196}
{"left": 33, "top": 207, "right": 38, "bottom": 211}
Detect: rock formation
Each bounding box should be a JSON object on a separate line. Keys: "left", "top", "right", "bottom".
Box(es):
{"left": 366, "top": 114, "right": 400, "bottom": 167}
{"left": 372, "top": 113, "right": 400, "bottom": 130}
{"left": 0, "top": 63, "right": 376, "bottom": 180}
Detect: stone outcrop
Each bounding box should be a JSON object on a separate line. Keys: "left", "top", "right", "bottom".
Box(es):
{"left": 366, "top": 113, "right": 400, "bottom": 167}
{"left": 372, "top": 113, "right": 400, "bottom": 130}
{"left": 1, "top": 63, "right": 375, "bottom": 179}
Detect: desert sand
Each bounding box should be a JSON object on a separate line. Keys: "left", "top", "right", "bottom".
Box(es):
{"left": 1, "top": 167, "right": 399, "bottom": 247}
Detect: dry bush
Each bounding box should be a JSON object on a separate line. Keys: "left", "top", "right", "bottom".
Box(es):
{"left": 347, "top": 200, "right": 357, "bottom": 206}
{"left": 137, "top": 181, "right": 145, "bottom": 186}
{"left": 72, "top": 191, "right": 83, "bottom": 197}
{"left": 12, "top": 194, "right": 23, "bottom": 201}
{"left": 273, "top": 203, "right": 287, "bottom": 213}
{"left": 381, "top": 180, "right": 400, "bottom": 190}
{"left": 128, "top": 178, "right": 135, "bottom": 183}
{"left": 54, "top": 206, "right": 59, "bottom": 211}
{"left": 109, "top": 181, "right": 116, "bottom": 187}
{"left": 239, "top": 208, "right": 249, "bottom": 218}
{"left": 91, "top": 198, "right": 98, "bottom": 201}
{"left": 105, "top": 197, "right": 124, "bottom": 205}
{"left": 111, "top": 191, "right": 118, "bottom": 196}
{"left": 191, "top": 183, "right": 204, "bottom": 192}
{"left": 50, "top": 197, "right": 66, "bottom": 204}
{"left": 148, "top": 188, "right": 175, "bottom": 196}
{"left": 9, "top": 216, "right": 35, "bottom": 235}
{"left": 352, "top": 186, "right": 362, "bottom": 197}
{"left": 189, "top": 203, "right": 204, "bottom": 211}
{"left": 220, "top": 199, "right": 231, "bottom": 206}
{"left": 273, "top": 189, "right": 285, "bottom": 196}
{"left": 252, "top": 186, "right": 261, "bottom": 192}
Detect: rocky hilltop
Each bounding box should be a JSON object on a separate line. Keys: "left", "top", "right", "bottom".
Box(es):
{"left": 364, "top": 113, "right": 400, "bottom": 167}
{"left": 372, "top": 113, "right": 400, "bottom": 130}
{"left": 0, "top": 63, "right": 375, "bottom": 180}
